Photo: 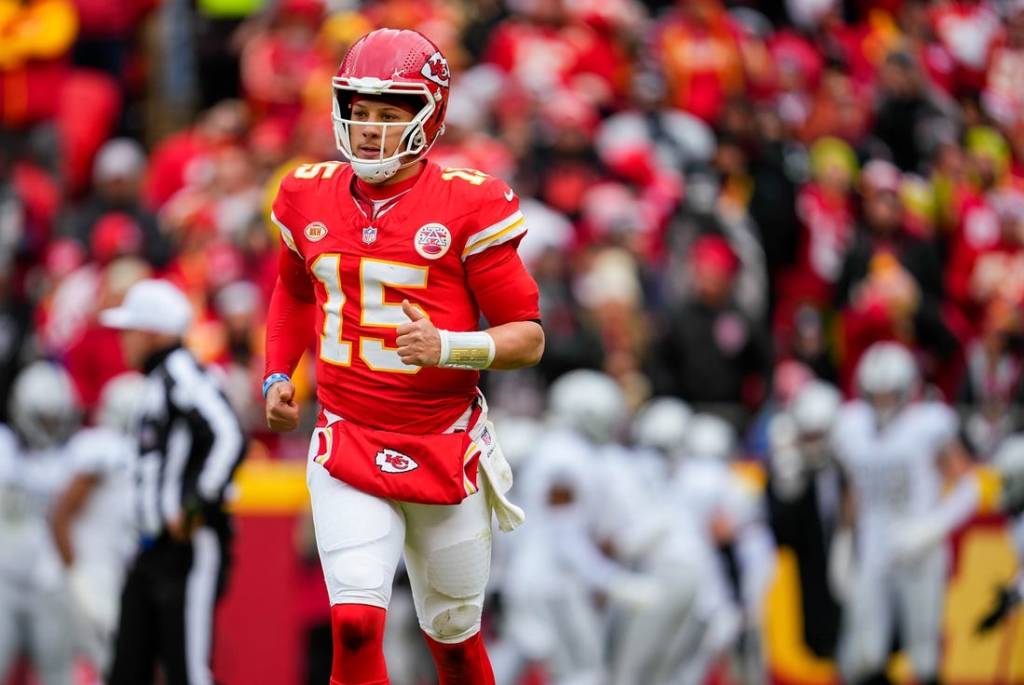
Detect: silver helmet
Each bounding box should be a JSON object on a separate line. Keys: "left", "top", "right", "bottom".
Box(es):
{"left": 9, "top": 361, "right": 81, "bottom": 449}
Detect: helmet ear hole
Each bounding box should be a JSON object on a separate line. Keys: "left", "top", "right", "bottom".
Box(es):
{"left": 335, "top": 89, "right": 353, "bottom": 116}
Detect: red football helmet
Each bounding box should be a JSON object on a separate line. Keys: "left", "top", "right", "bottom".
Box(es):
{"left": 333, "top": 28, "right": 451, "bottom": 182}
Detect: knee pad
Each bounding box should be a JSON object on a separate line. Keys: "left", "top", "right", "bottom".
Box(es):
{"left": 423, "top": 600, "right": 484, "bottom": 642}
{"left": 421, "top": 537, "right": 490, "bottom": 642}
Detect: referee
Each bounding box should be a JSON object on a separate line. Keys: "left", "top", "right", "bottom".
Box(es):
{"left": 100, "top": 279, "right": 247, "bottom": 685}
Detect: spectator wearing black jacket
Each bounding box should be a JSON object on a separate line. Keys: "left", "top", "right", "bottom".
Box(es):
{"left": 62, "top": 138, "right": 171, "bottom": 267}
{"left": 653, "top": 234, "right": 772, "bottom": 412}
{"left": 871, "top": 50, "right": 956, "bottom": 174}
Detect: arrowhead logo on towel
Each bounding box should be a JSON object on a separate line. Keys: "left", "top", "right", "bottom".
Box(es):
{"left": 375, "top": 448, "right": 419, "bottom": 474}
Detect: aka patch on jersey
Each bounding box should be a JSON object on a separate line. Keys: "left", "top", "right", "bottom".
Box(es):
{"left": 414, "top": 223, "right": 451, "bottom": 260}
{"left": 375, "top": 448, "right": 419, "bottom": 474}
{"left": 304, "top": 222, "right": 328, "bottom": 242}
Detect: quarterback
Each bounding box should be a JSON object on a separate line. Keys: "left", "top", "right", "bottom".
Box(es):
{"left": 263, "top": 29, "right": 543, "bottom": 685}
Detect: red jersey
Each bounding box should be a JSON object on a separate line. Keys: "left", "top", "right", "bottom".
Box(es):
{"left": 268, "top": 161, "right": 539, "bottom": 434}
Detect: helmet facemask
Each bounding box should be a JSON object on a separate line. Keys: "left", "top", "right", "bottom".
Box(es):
{"left": 331, "top": 79, "right": 440, "bottom": 183}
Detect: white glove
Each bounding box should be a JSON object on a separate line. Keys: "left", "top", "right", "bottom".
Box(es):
{"left": 608, "top": 573, "right": 660, "bottom": 611}
{"left": 828, "top": 528, "right": 854, "bottom": 602}
{"left": 69, "top": 566, "right": 119, "bottom": 634}
{"left": 700, "top": 604, "right": 742, "bottom": 656}
{"left": 890, "top": 518, "right": 946, "bottom": 565}
{"left": 770, "top": 447, "right": 806, "bottom": 502}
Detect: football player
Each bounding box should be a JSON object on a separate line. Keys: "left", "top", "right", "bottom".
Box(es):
{"left": 263, "top": 29, "right": 544, "bottom": 684}
{"left": 0, "top": 362, "right": 81, "bottom": 685}
{"left": 670, "top": 413, "right": 773, "bottom": 685}
{"left": 883, "top": 433, "right": 1024, "bottom": 634}
{"left": 833, "top": 343, "right": 958, "bottom": 685}
{"left": 51, "top": 372, "right": 146, "bottom": 671}
{"left": 614, "top": 397, "right": 740, "bottom": 685}
{"left": 506, "top": 371, "right": 656, "bottom": 685}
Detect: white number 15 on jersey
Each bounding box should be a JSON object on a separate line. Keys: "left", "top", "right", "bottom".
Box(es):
{"left": 310, "top": 254, "right": 428, "bottom": 373}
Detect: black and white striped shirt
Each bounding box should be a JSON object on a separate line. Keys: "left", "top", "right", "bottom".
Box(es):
{"left": 136, "top": 346, "right": 246, "bottom": 538}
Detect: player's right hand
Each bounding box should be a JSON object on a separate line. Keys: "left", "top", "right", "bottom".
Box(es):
{"left": 266, "top": 380, "right": 299, "bottom": 432}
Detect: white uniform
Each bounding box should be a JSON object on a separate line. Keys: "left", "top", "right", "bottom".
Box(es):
{"left": 609, "top": 446, "right": 738, "bottom": 685}
{"left": 64, "top": 427, "right": 137, "bottom": 669}
{"left": 0, "top": 425, "right": 76, "bottom": 685}
{"left": 670, "top": 457, "right": 773, "bottom": 684}
{"left": 833, "top": 401, "right": 957, "bottom": 681}
{"left": 501, "top": 427, "right": 617, "bottom": 685}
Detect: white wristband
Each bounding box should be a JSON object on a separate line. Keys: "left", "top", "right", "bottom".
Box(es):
{"left": 438, "top": 330, "right": 496, "bottom": 369}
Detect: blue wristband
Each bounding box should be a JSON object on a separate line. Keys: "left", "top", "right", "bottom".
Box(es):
{"left": 262, "top": 373, "right": 291, "bottom": 398}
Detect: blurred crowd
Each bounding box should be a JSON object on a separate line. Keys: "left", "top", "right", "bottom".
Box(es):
{"left": 3, "top": 0, "right": 1024, "bottom": 683}
{"left": 4, "top": 0, "right": 1024, "bottom": 449}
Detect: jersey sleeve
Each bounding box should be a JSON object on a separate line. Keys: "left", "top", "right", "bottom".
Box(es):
{"left": 265, "top": 248, "right": 316, "bottom": 378}
{"left": 927, "top": 402, "right": 959, "bottom": 449}
{"left": 67, "top": 429, "right": 114, "bottom": 475}
{"left": 466, "top": 242, "right": 541, "bottom": 325}
{"left": 270, "top": 172, "right": 310, "bottom": 258}
{"left": 830, "top": 402, "right": 862, "bottom": 462}
{"left": 460, "top": 176, "right": 527, "bottom": 260}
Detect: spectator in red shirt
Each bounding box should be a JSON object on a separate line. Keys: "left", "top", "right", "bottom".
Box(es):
{"left": 650, "top": 0, "right": 746, "bottom": 123}
{"left": 774, "top": 137, "right": 857, "bottom": 334}
{"left": 483, "top": 0, "right": 627, "bottom": 108}
{"left": 143, "top": 99, "right": 249, "bottom": 210}
{"left": 930, "top": 0, "right": 1003, "bottom": 94}
{"left": 947, "top": 188, "right": 1024, "bottom": 325}
{"left": 240, "top": 0, "right": 324, "bottom": 126}
{"left": 982, "top": 1, "right": 1024, "bottom": 129}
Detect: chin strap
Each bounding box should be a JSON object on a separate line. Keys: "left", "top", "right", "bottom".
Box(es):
{"left": 351, "top": 157, "right": 402, "bottom": 183}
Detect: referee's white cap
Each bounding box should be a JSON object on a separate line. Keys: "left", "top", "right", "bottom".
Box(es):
{"left": 100, "top": 279, "right": 193, "bottom": 336}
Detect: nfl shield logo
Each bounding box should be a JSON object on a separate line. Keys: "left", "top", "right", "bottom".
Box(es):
{"left": 362, "top": 226, "right": 378, "bottom": 245}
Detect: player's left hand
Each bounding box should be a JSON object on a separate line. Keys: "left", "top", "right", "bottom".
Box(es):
{"left": 396, "top": 300, "right": 440, "bottom": 367}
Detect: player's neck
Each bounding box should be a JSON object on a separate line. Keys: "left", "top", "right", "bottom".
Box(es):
{"left": 355, "top": 161, "right": 425, "bottom": 200}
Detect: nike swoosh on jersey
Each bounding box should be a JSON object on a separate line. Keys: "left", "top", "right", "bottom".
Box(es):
{"left": 504, "top": 189, "right": 515, "bottom": 202}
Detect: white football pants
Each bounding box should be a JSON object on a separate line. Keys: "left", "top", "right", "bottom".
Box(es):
{"left": 839, "top": 549, "right": 946, "bottom": 682}
{"left": 0, "top": 578, "right": 76, "bottom": 685}
{"left": 306, "top": 448, "right": 493, "bottom": 644}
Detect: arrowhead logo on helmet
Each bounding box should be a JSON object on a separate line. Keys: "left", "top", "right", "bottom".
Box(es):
{"left": 421, "top": 51, "right": 450, "bottom": 87}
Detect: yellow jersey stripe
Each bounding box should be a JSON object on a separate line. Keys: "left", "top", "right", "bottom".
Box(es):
{"left": 463, "top": 218, "right": 526, "bottom": 257}
{"left": 270, "top": 212, "right": 301, "bottom": 256}
{"left": 464, "top": 210, "right": 524, "bottom": 247}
